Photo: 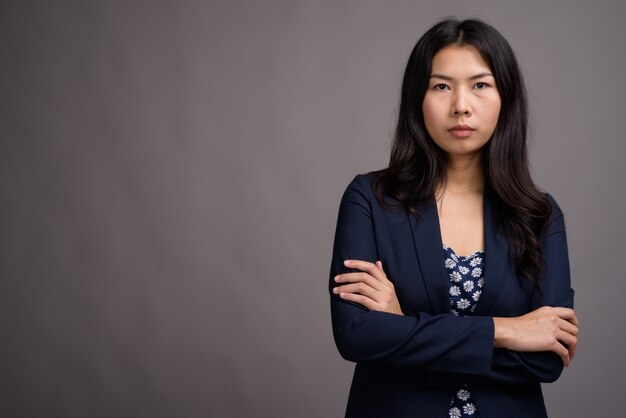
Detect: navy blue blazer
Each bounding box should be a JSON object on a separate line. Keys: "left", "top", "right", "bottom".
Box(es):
{"left": 329, "top": 172, "right": 574, "bottom": 418}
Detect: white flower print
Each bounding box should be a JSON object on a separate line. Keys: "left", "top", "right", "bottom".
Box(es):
{"left": 463, "top": 403, "right": 477, "bottom": 415}
{"left": 457, "top": 389, "right": 470, "bottom": 401}
{"left": 456, "top": 299, "right": 470, "bottom": 310}
{"left": 449, "top": 285, "right": 461, "bottom": 296}
{"left": 470, "top": 257, "right": 482, "bottom": 267}
{"left": 449, "top": 407, "right": 461, "bottom": 418}
{"left": 445, "top": 245, "right": 482, "bottom": 418}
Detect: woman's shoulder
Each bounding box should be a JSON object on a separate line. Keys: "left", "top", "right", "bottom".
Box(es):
{"left": 339, "top": 170, "right": 391, "bottom": 212}
{"left": 541, "top": 191, "right": 567, "bottom": 236}
{"left": 543, "top": 192, "right": 565, "bottom": 221}
{"left": 344, "top": 170, "right": 383, "bottom": 195}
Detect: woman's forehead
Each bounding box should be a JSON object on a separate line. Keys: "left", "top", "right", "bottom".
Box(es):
{"left": 430, "top": 45, "right": 492, "bottom": 77}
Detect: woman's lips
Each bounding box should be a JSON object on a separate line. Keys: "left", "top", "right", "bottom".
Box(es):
{"left": 449, "top": 124, "right": 474, "bottom": 138}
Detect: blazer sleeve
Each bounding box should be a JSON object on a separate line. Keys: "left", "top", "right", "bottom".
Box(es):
{"left": 479, "top": 194, "right": 574, "bottom": 384}
{"left": 329, "top": 175, "right": 497, "bottom": 377}
{"left": 329, "top": 176, "right": 575, "bottom": 384}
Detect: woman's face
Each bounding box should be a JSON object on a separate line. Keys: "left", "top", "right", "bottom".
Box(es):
{"left": 422, "top": 45, "right": 501, "bottom": 158}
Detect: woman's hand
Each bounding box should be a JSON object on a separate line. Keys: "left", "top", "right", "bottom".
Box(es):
{"left": 333, "top": 259, "right": 404, "bottom": 316}
{"left": 493, "top": 306, "right": 579, "bottom": 367}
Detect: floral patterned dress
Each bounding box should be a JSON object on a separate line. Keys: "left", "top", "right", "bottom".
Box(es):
{"left": 443, "top": 244, "right": 484, "bottom": 418}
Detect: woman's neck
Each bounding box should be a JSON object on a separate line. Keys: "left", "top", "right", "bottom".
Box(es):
{"left": 438, "top": 153, "right": 484, "bottom": 196}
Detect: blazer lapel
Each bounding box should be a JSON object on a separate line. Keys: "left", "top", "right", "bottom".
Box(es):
{"left": 473, "top": 189, "right": 509, "bottom": 315}
{"left": 408, "top": 189, "right": 511, "bottom": 315}
{"left": 409, "top": 199, "right": 450, "bottom": 314}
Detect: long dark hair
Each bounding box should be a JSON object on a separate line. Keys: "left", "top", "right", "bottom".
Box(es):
{"left": 373, "top": 18, "right": 552, "bottom": 286}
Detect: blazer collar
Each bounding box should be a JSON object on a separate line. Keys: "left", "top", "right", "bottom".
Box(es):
{"left": 409, "top": 198, "right": 449, "bottom": 313}
{"left": 408, "top": 188, "right": 509, "bottom": 315}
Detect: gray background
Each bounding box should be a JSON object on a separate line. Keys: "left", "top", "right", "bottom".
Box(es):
{"left": 1, "top": 0, "right": 624, "bottom": 417}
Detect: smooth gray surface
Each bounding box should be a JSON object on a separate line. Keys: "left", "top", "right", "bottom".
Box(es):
{"left": 1, "top": 1, "right": 624, "bottom": 417}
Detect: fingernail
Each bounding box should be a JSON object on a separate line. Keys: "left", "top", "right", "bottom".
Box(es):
{"left": 333, "top": 287, "right": 339, "bottom": 293}
{"left": 343, "top": 260, "right": 350, "bottom": 266}
{"left": 334, "top": 276, "right": 340, "bottom": 282}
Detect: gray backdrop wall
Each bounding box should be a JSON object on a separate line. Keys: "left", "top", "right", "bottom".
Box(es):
{"left": 1, "top": 1, "right": 624, "bottom": 417}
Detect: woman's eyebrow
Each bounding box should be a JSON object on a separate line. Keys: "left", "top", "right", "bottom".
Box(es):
{"left": 430, "top": 72, "right": 494, "bottom": 80}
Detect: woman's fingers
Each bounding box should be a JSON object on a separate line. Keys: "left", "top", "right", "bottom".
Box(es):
{"left": 547, "top": 309, "right": 580, "bottom": 358}
{"left": 569, "top": 339, "right": 577, "bottom": 361}
{"left": 335, "top": 272, "right": 383, "bottom": 290}
{"left": 556, "top": 329, "right": 577, "bottom": 348}
{"left": 559, "top": 344, "right": 575, "bottom": 367}
{"left": 334, "top": 259, "right": 404, "bottom": 316}
{"left": 333, "top": 282, "right": 379, "bottom": 301}
{"left": 344, "top": 259, "right": 387, "bottom": 282}
{"left": 557, "top": 317, "right": 579, "bottom": 338}
{"left": 550, "top": 306, "right": 578, "bottom": 326}
{"left": 556, "top": 318, "right": 578, "bottom": 363}
{"left": 335, "top": 258, "right": 391, "bottom": 289}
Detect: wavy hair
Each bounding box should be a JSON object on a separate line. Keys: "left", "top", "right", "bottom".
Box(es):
{"left": 373, "top": 18, "right": 552, "bottom": 286}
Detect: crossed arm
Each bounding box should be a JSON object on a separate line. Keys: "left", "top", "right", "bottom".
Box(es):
{"left": 333, "top": 259, "right": 578, "bottom": 367}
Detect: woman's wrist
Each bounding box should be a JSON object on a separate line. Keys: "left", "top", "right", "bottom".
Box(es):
{"left": 493, "top": 317, "right": 512, "bottom": 348}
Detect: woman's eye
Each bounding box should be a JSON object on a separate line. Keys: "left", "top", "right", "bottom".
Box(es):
{"left": 474, "top": 82, "right": 487, "bottom": 89}
{"left": 434, "top": 84, "right": 448, "bottom": 91}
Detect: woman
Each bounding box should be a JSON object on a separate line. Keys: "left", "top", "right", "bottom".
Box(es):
{"left": 328, "top": 19, "right": 578, "bottom": 418}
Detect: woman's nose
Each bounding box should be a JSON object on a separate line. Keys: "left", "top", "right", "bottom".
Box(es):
{"left": 451, "top": 91, "right": 471, "bottom": 116}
